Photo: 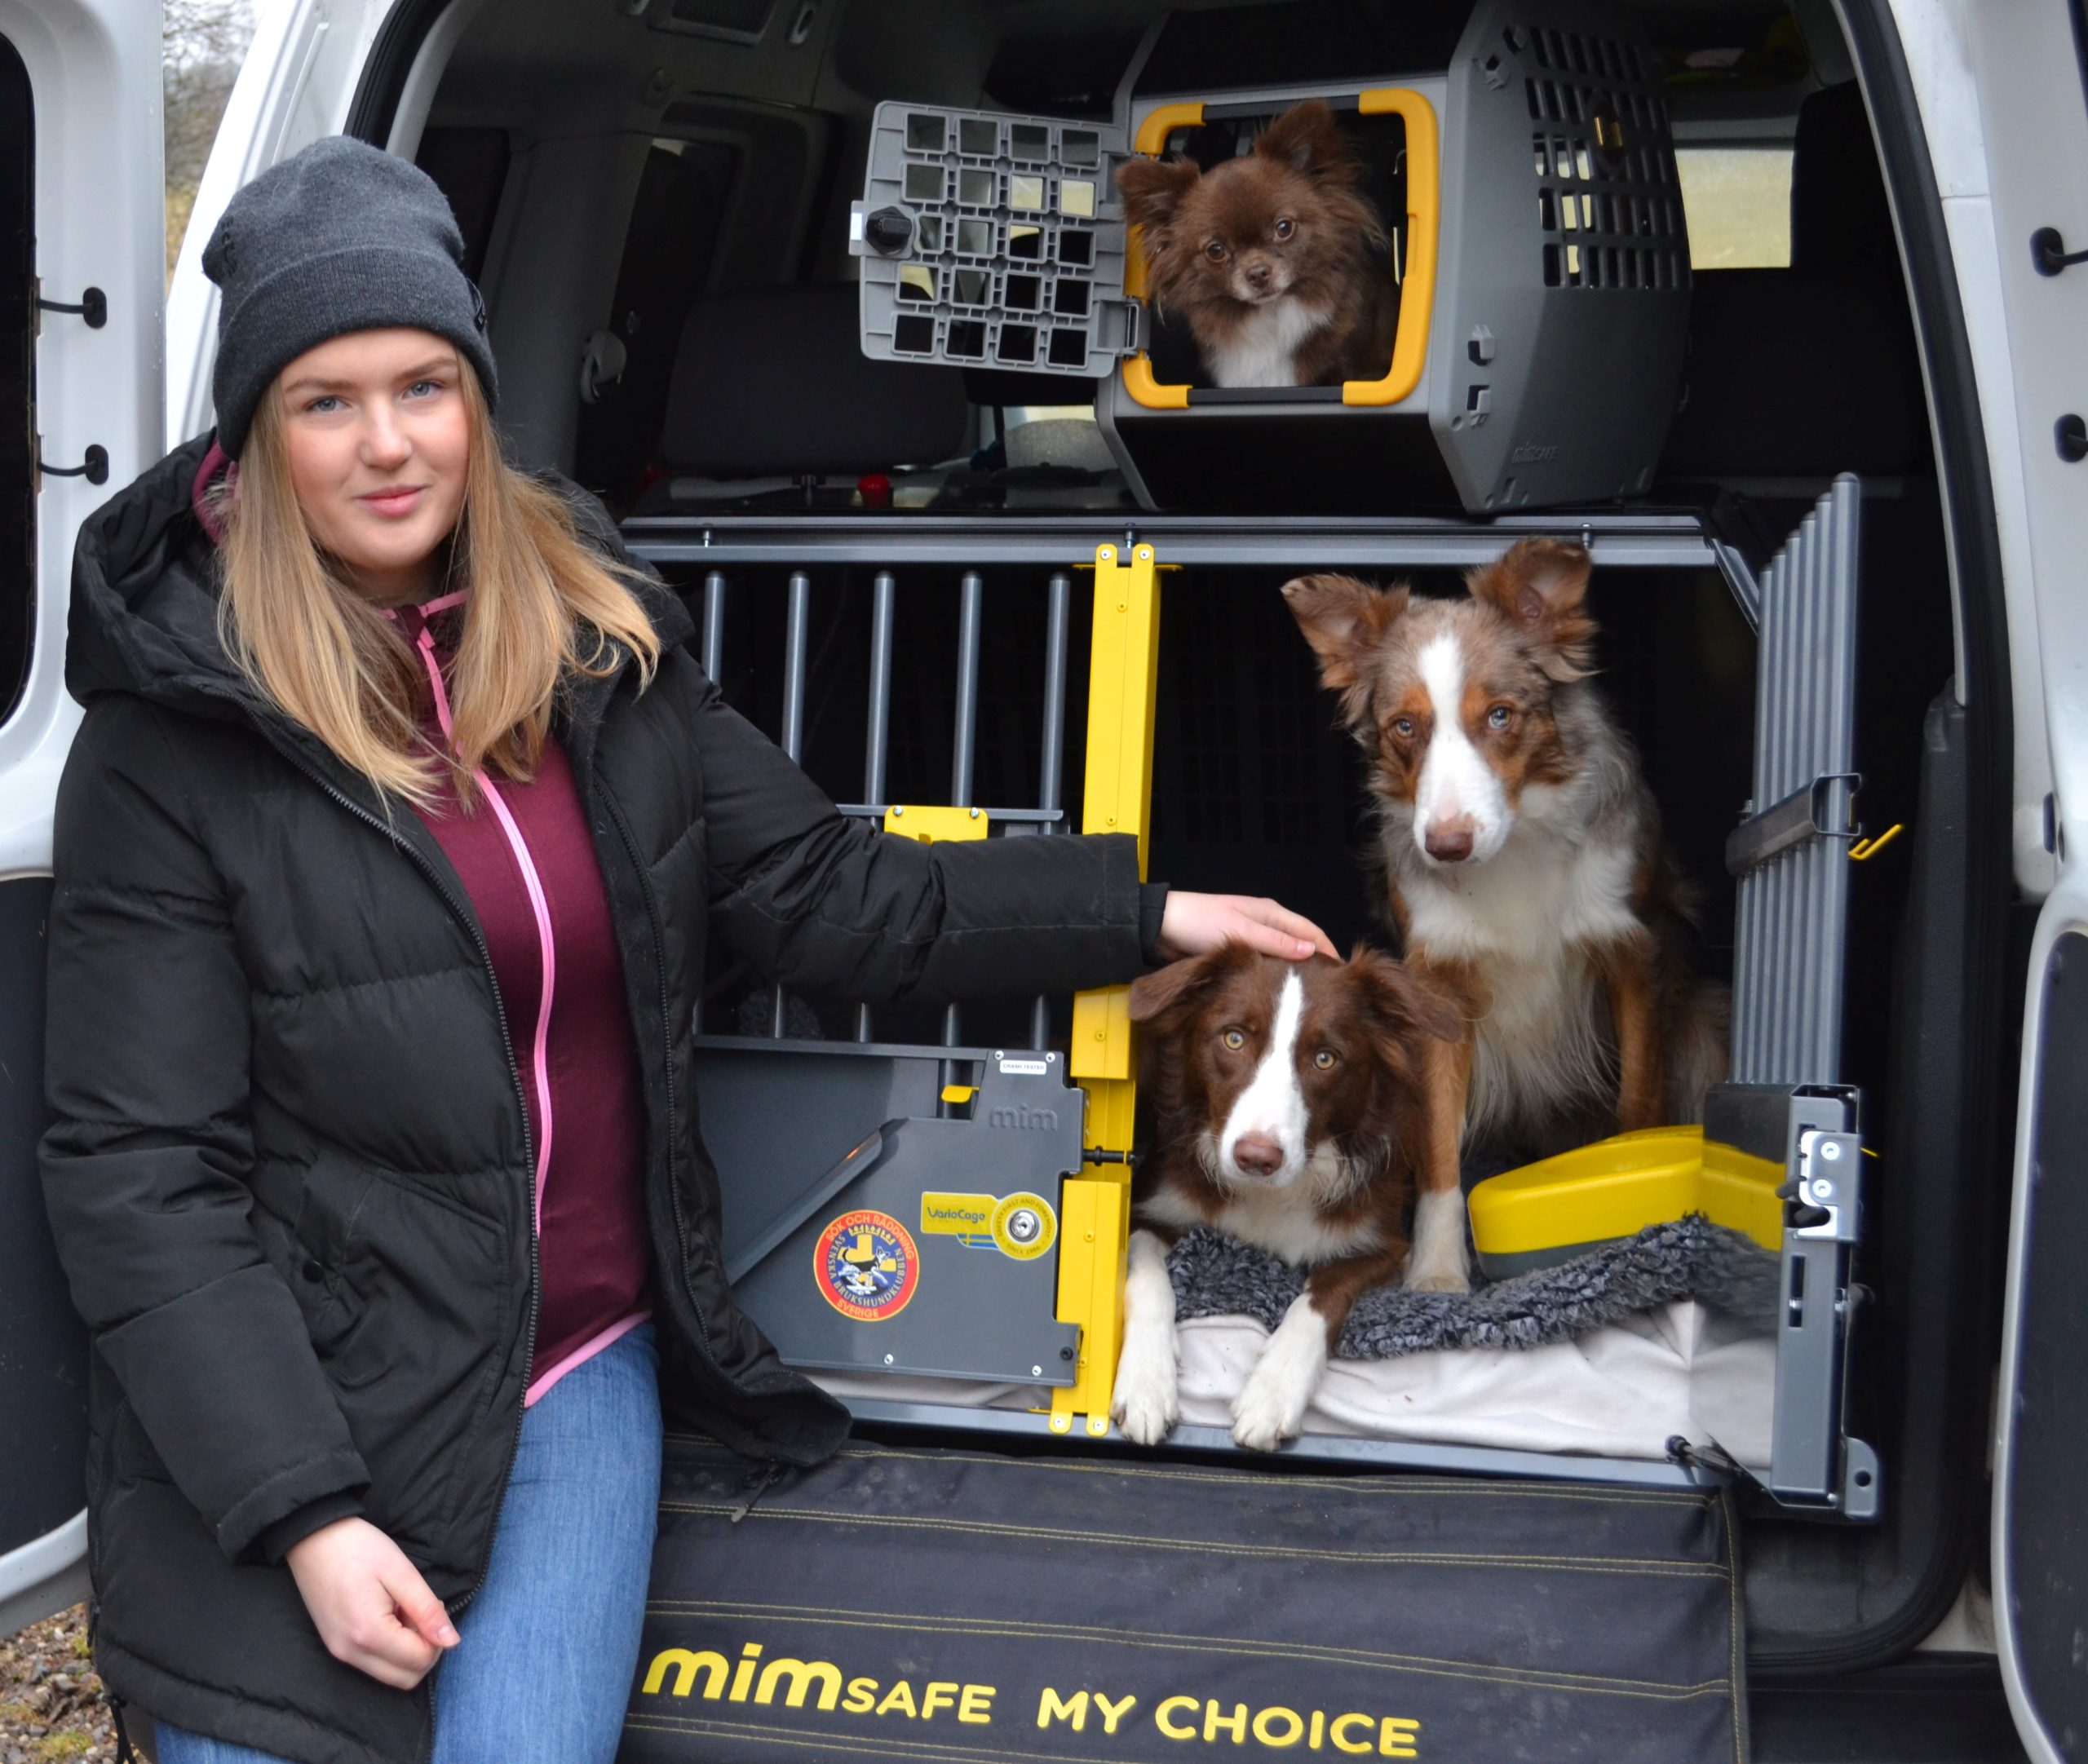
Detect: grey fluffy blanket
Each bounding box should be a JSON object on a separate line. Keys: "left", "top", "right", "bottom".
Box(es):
{"left": 1166, "top": 1214, "right": 1774, "bottom": 1359}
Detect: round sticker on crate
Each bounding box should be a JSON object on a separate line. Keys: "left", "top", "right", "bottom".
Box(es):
{"left": 989, "top": 1192, "right": 1057, "bottom": 1261}
{"left": 815, "top": 1210, "right": 920, "bottom": 1322}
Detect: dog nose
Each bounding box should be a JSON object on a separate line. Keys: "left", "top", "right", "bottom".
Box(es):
{"left": 1245, "top": 259, "right": 1272, "bottom": 289}
{"left": 1424, "top": 821, "right": 1475, "bottom": 863}
{"left": 1232, "top": 1134, "right": 1285, "bottom": 1178}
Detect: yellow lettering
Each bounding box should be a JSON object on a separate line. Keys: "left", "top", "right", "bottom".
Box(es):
{"left": 1037, "top": 1687, "right": 1090, "bottom": 1731}
{"left": 1255, "top": 1707, "right": 1305, "bottom": 1748}
{"left": 1094, "top": 1691, "right": 1139, "bottom": 1735}
{"left": 843, "top": 1678, "right": 879, "bottom": 1714}
{"left": 754, "top": 1657, "right": 842, "bottom": 1712}
{"left": 1379, "top": 1716, "right": 1421, "bottom": 1758}
{"left": 1205, "top": 1701, "right": 1249, "bottom": 1744}
{"left": 1331, "top": 1713, "right": 1376, "bottom": 1755}
{"left": 727, "top": 1643, "right": 763, "bottom": 1703}
{"left": 876, "top": 1681, "right": 918, "bottom": 1718}
{"left": 958, "top": 1684, "right": 996, "bottom": 1725}
{"left": 1157, "top": 1695, "right": 1199, "bottom": 1740}
{"left": 1310, "top": 1709, "right": 1326, "bottom": 1749}
{"left": 641, "top": 1649, "right": 728, "bottom": 1700}
{"left": 922, "top": 1682, "right": 958, "bottom": 1721}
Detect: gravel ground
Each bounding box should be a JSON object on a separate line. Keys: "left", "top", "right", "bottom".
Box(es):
{"left": 0, "top": 1606, "right": 121, "bottom": 1763}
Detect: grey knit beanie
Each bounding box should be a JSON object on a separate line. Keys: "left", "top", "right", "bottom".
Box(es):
{"left": 202, "top": 135, "right": 498, "bottom": 457}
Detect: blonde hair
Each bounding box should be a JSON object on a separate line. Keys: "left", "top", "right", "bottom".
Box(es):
{"left": 215, "top": 365, "right": 661, "bottom": 807}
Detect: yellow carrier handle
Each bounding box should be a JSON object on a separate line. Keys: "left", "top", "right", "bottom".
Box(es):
{"left": 1118, "top": 91, "right": 1440, "bottom": 411}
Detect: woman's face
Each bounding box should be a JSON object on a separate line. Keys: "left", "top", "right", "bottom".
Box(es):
{"left": 275, "top": 327, "right": 471, "bottom": 604}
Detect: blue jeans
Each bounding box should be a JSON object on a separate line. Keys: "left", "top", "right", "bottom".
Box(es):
{"left": 154, "top": 1324, "right": 661, "bottom": 1764}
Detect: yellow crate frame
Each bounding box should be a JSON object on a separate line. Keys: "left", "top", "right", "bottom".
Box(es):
{"left": 1052, "top": 542, "right": 1162, "bottom": 1435}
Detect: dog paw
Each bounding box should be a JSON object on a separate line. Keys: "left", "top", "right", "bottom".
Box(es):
{"left": 1405, "top": 1265, "right": 1470, "bottom": 1294}
{"left": 1230, "top": 1366, "right": 1309, "bottom": 1452}
{"left": 1112, "top": 1346, "right": 1179, "bottom": 1446}
{"left": 1229, "top": 1296, "right": 1325, "bottom": 1451}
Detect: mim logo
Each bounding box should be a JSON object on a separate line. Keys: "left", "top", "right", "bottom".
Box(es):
{"left": 989, "top": 1104, "right": 1059, "bottom": 1131}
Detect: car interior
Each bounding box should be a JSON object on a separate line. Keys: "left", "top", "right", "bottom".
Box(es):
{"left": 358, "top": 0, "right": 2015, "bottom": 1719}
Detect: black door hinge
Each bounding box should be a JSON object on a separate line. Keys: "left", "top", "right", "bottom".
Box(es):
{"left": 37, "top": 443, "right": 109, "bottom": 486}
{"left": 2031, "top": 228, "right": 2088, "bottom": 276}
{"left": 34, "top": 285, "right": 107, "bottom": 328}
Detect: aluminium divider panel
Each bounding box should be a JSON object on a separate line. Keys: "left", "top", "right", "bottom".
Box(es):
{"left": 1696, "top": 474, "right": 1878, "bottom": 1520}
{"left": 1729, "top": 472, "right": 1861, "bottom": 1088}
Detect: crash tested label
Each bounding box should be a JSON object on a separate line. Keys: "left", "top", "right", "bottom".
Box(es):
{"left": 919, "top": 1191, "right": 1057, "bottom": 1260}
{"left": 813, "top": 1210, "right": 918, "bottom": 1321}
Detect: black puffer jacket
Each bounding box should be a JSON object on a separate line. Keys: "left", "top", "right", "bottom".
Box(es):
{"left": 41, "top": 433, "right": 1147, "bottom": 1764}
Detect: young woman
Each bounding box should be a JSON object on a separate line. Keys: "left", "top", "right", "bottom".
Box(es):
{"left": 40, "top": 138, "right": 1330, "bottom": 1764}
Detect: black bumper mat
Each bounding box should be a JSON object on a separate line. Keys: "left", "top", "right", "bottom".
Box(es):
{"left": 621, "top": 1438, "right": 1747, "bottom": 1764}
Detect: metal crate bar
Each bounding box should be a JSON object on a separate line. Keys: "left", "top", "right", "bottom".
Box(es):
{"left": 771, "top": 571, "right": 813, "bottom": 1038}
{"left": 1728, "top": 475, "right": 1860, "bottom": 1084}
{"left": 701, "top": 568, "right": 727, "bottom": 681}
{"left": 624, "top": 511, "right": 1727, "bottom": 573}
{"left": 855, "top": 572, "right": 896, "bottom": 1044}
{"left": 1031, "top": 571, "right": 1073, "bottom": 1050}
{"left": 941, "top": 571, "right": 985, "bottom": 1079}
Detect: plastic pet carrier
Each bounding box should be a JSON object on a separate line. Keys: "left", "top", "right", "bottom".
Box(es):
{"left": 620, "top": 473, "right": 1880, "bottom": 1522}
{"left": 851, "top": 0, "right": 1690, "bottom": 513}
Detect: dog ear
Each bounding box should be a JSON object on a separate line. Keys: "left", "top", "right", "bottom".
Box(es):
{"left": 1466, "top": 537, "right": 1597, "bottom": 681}
{"left": 1128, "top": 946, "right": 1250, "bottom": 1025}
{"left": 1346, "top": 946, "right": 1469, "bottom": 1048}
{"left": 1254, "top": 99, "right": 1357, "bottom": 180}
{"left": 1117, "top": 154, "right": 1201, "bottom": 237}
{"left": 1281, "top": 574, "right": 1411, "bottom": 728}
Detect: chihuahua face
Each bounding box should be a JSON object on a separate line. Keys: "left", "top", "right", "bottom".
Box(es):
{"left": 1117, "top": 99, "right": 1395, "bottom": 389}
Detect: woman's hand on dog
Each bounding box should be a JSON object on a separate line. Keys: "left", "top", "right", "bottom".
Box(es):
{"left": 287, "top": 1516, "right": 461, "bottom": 1688}
{"left": 1158, "top": 890, "right": 1338, "bottom": 963}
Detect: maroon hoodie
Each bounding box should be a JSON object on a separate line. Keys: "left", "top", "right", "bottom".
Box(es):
{"left": 195, "top": 445, "right": 652, "bottom": 1405}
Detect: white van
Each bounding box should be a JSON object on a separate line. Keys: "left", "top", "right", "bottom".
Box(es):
{"left": 2, "top": 2, "right": 2083, "bottom": 1758}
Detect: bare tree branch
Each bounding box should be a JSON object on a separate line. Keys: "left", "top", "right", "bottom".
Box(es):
{"left": 165, "top": 0, "right": 256, "bottom": 273}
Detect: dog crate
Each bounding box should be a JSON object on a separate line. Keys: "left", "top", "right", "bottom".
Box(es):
{"left": 851, "top": 0, "right": 1690, "bottom": 514}
{"left": 621, "top": 476, "right": 1881, "bottom": 1519}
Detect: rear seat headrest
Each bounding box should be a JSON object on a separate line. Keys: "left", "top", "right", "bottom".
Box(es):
{"left": 1789, "top": 82, "right": 1897, "bottom": 276}
{"left": 1658, "top": 81, "right": 1924, "bottom": 483}
{"left": 657, "top": 284, "right": 969, "bottom": 479}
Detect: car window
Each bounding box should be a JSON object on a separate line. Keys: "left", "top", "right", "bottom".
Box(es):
{"left": 1, "top": 35, "right": 32, "bottom": 727}
{"left": 1674, "top": 144, "right": 1794, "bottom": 268}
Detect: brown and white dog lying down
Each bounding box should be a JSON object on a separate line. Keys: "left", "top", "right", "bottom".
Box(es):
{"left": 1109, "top": 945, "right": 1463, "bottom": 1451}
{"left": 1282, "top": 539, "right": 1730, "bottom": 1292}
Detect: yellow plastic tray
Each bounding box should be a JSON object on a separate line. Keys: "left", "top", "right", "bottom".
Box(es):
{"left": 1466, "top": 1126, "right": 1785, "bottom": 1279}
